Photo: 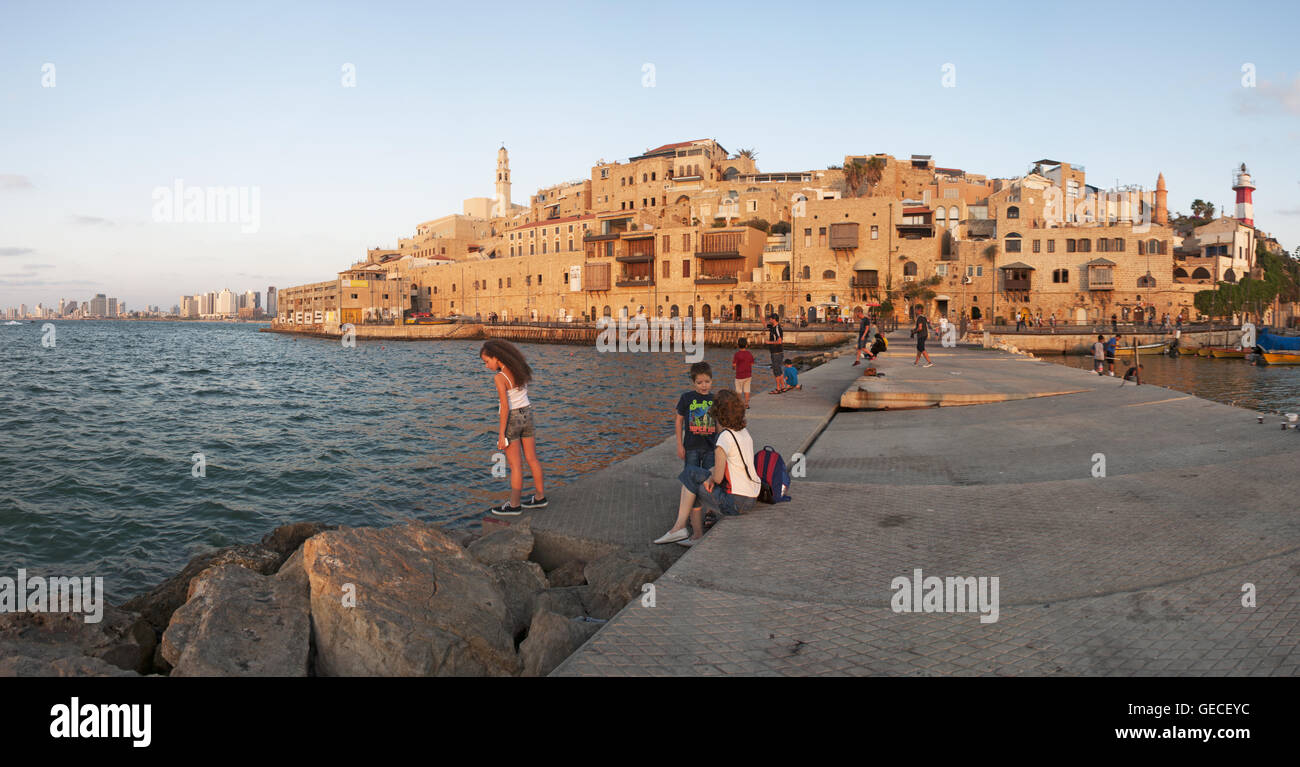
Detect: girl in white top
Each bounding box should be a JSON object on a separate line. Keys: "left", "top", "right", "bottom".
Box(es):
{"left": 654, "top": 390, "right": 760, "bottom": 547}
{"left": 480, "top": 340, "right": 545, "bottom": 515}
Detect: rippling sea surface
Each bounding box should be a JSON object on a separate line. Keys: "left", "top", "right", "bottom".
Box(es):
{"left": 1048, "top": 349, "right": 1300, "bottom": 414}
{"left": 0, "top": 321, "right": 743, "bottom": 601}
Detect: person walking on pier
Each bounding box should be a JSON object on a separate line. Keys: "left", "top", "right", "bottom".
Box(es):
{"left": 655, "top": 390, "right": 760, "bottom": 547}
{"left": 912, "top": 314, "right": 934, "bottom": 367}
{"left": 1093, "top": 334, "right": 1107, "bottom": 375}
{"left": 1104, "top": 334, "right": 1119, "bottom": 376}
{"left": 732, "top": 338, "right": 754, "bottom": 409}
{"left": 481, "top": 340, "right": 546, "bottom": 515}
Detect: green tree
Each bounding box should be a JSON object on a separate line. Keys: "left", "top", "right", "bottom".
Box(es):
{"left": 1189, "top": 199, "right": 1216, "bottom": 220}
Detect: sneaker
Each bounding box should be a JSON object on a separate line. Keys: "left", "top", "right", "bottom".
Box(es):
{"left": 489, "top": 502, "right": 522, "bottom": 516}
{"left": 1108, "top": 372, "right": 1115, "bottom": 377}
{"left": 852, "top": 360, "right": 860, "bottom": 367}
{"left": 923, "top": 362, "right": 935, "bottom": 368}
{"left": 521, "top": 495, "right": 548, "bottom": 509}
{"left": 653, "top": 528, "right": 689, "bottom": 544}
{"left": 677, "top": 537, "right": 699, "bottom": 548}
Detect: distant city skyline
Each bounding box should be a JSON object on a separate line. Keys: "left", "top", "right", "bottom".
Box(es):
{"left": 2, "top": 0, "right": 1298, "bottom": 309}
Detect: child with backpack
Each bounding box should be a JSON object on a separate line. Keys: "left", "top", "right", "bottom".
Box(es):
{"left": 654, "top": 390, "right": 760, "bottom": 547}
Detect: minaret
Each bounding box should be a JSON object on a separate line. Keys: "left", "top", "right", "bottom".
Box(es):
{"left": 1154, "top": 173, "right": 1168, "bottom": 225}
{"left": 1232, "top": 163, "right": 1255, "bottom": 227}
{"left": 494, "top": 146, "right": 511, "bottom": 217}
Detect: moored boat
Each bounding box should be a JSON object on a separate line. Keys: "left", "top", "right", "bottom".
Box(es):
{"left": 1207, "top": 347, "right": 1247, "bottom": 359}
{"left": 1261, "top": 352, "right": 1300, "bottom": 365}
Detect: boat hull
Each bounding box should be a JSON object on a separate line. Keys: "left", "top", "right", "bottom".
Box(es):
{"left": 1262, "top": 352, "right": 1300, "bottom": 365}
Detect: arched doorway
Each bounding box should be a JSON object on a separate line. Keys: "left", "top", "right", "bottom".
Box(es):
{"left": 777, "top": 304, "right": 785, "bottom": 319}
{"left": 670, "top": 304, "right": 679, "bottom": 317}
{"left": 602, "top": 305, "right": 612, "bottom": 317}
{"left": 734, "top": 304, "right": 742, "bottom": 321}
{"left": 687, "top": 305, "right": 695, "bottom": 318}
{"left": 702, "top": 304, "right": 712, "bottom": 322}
{"left": 808, "top": 307, "right": 818, "bottom": 323}
{"left": 970, "top": 306, "right": 982, "bottom": 320}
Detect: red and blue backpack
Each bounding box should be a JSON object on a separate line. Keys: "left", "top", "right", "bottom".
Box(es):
{"left": 754, "top": 446, "right": 792, "bottom": 504}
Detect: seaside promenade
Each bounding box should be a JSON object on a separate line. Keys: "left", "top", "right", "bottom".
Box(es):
{"left": 521, "top": 338, "right": 1300, "bottom": 675}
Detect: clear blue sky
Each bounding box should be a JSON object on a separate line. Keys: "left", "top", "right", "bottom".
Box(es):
{"left": 2, "top": 0, "right": 1298, "bottom": 310}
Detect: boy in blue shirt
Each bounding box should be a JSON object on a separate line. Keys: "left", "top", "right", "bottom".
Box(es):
{"left": 782, "top": 358, "right": 802, "bottom": 391}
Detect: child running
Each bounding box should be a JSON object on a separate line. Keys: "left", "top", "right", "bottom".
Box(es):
{"left": 480, "top": 340, "right": 546, "bottom": 515}
{"left": 654, "top": 390, "right": 761, "bottom": 547}
{"left": 732, "top": 337, "right": 754, "bottom": 409}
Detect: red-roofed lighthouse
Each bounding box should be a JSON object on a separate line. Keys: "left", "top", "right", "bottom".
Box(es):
{"left": 1232, "top": 163, "right": 1255, "bottom": 227}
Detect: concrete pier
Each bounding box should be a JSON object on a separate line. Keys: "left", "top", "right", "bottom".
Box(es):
{"left": 532, "top": 334, "right": 1300, "bottom": 676}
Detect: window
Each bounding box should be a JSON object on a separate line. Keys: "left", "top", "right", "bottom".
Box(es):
{"left": 1097, "top": 238, "right": 1109, "bottom": 252}
{"left": 1047, "top": 240, "right": 1055, "bottom": 253}
{"left": 1032, "top": 239, "right": 1041, "bottom": 253}
{"left": 538, "top": 274, "right": 542, "bottom": 285}
{"left": 682, "top": 260, "right": 690, "bottom": 278}
{"left": 976, "top": 266, "right": 983, "bottom": 277}
{"left": 683, "top": 234, "right": 691, "bottom": 250}
{"left": 804, "top": 228, "right": 812, "bottom": 247}
{"left": 1066, "top": 239, "right": 1076, "bottom": 253}
{"left": 818, "top": 227, "right": 827, "bottom": 246}
{"left": 1137, "top": 274, "right": 1156, "bottom": 288}
{"left": 563, "top": 271, "right": 569, "bottom": 283}
{"left": 1052, "top": 268, "right": 1069, "bottom": 283}
{"left": 936, "top": 264, "right": 947, "bottom": 276}
{"left": 1006, "top": 206, "right": 1020, "bottom": 219}
{"left": 542, "top": 242, "right": 547, "bottom": 254}
{"left": 870, "top": 225, "right": 879, "bottom": 240}
{"left": 662, "top": 260, "right": 670, "bottom": 278}
{"left": 498, "top": 278, "right": 503, "bottom": 289}
{"left": 1005, "top": 233, "right": 1022, "bottom": 253}
{"left": 904, "top": 261, "right": 918, "bottom": 276}
{"left": 507, "top": 278, "right": 512, "bottom": 288}
{"left": 1113, "top": 238, "right": 1123, "bottom": 252}
{"left": 568, "top": 238, "right": 573, "bottom": 251}
{"left": 748, "top": 200, "right": 757, "bottom": 213}
{"left": 526, "top": 275, "right": 532, "bottom": 286}
{"left": 802, "top": 266, "right": 811, "bottom": 279}
{"left": 1078, "top": 239, "right": 1091, "bottom": 253}
{"left": 822, "top": 269, "right": 836, "bottom": 279}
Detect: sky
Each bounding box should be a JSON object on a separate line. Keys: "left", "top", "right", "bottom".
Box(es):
{"left": 2, "top": 0, "right": 1299, "bottom": 311}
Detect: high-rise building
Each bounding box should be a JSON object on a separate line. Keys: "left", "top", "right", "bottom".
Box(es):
{"left": 108, "top": 298, "right": 119, "bottom": 317}
{"left": 90, "top": 294, "right": 107, "bottom": 316}
{"left": 217, "top": 288, "right": 236, "bottom": 316}
{"left": 266, "top": 286, "right": 277, "bottom": 317}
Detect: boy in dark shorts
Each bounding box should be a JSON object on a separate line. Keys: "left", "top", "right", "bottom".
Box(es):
{"left": 765, "top": 314, "right": 787, "bottom": 393}
{"left": 853, "top": 307, "right": 870, "bottom": 366}
{"left": 732, "top": 337, "right": 754, "bottom": 408}
{"left": 912, "top": 315, "right": 933, "bottom": 367}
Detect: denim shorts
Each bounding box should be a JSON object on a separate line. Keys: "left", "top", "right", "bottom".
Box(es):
{"left": 505, "top": 405, "right": 535, "bottom": 441}
{"left": 683, "top": 446, "right": 715, "bottom": 472}
{"left": 677, "top": 464, "right": 756, "bottom": 517}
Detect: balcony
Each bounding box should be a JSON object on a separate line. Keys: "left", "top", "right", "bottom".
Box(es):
{"left": 616, "top": 277, "right": 655, "bottom": 288}
{"left": 829, "top": 223, "right": 859, "bottom": 250}
{"left": 1086, "top": 258, "right": 1116, "bottom": 290}
{"left": 583, "top": 231, "right": 621, "bottom": 242}
{"left": 695, "top": 275, "right": 739, "bottom": 285}
{"left": 697, "top": 232, "right": 743, "bottom": 257}
{"left": 850, "top": 275, "right": 879, "bottom": 288}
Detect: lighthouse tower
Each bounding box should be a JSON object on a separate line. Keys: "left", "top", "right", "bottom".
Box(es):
{"left": 1232, "top": 163, "right": 1255, "bottom": 227}
{"left": 494, "top": 146, "right": 512, "bottom": 218}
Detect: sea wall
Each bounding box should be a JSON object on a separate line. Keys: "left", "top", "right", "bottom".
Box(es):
{"left": 980, "top": 327, "right": 1244, "bottom": 355}
{"left": 262, "top": 321, "right": 853, "bottom": 349}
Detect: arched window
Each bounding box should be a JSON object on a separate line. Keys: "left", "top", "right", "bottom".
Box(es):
{"left": 777, "top": 304, "right": 785, "bottom": 318}
{"left": 642, "top": 173, "right": 647, "bottom": 182}
{"left": 1224, "top": 269, "right": 1237, "bottom": 283}
{"left": 1148, "top": 239, "right": 1159, "bottom": 254}
{"left": 1006, "top": 206, "right": 1020, "bottom": 219}
{"left": 806, "top": 293, "right": 812, "bottom": 302}
{"left": 602, "top": 305, "right": 612, "bottom": 317}
{"left": 781, "top": 266, "right": 790, "bottom": 281}
{"left": 670, "top": 304, "right": 679, "bottom": 317}
{"left": 936, "top": 207, "right": 947, "bottom": 225}
{"left": 1192, "top": 267, "right": 1212, "bottom": 279}
{"left": 1005, "top": 232, "right": 1022, "bottom": 253}
{"left": 687, "top": 305, "right": 695, "bottom": 317}
{"left": 1173, "top": 267, "right": 1189, "bottom": 279}
{"left": 764, "top": 303, "right": 774, "bottom": 316}
{"left": 904, "top": 261, "right": 918, "bottom": 276}
{"left": 822, "top": 270, "right": 836, "bottom": 279}
{"left": 948, "top": 206, "right": 959, "bottom": 227}
{"left": 1137, "top": 274, "right": 1156, "bottom": 288}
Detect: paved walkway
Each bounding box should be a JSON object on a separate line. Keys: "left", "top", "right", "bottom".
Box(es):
{"left": 551, "top": 340, "right": 1300, "bottom": 675}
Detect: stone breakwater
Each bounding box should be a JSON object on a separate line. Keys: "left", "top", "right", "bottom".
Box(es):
{"left": 0, "top": 519, "right": 663, "bottom": 677}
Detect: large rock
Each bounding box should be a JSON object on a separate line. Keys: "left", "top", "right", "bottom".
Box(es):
{"left": 304, "top": 522, "right": 520, "bottom": 676}
{"left": 545, "top": 559, "right": 587, "bottom": 587}
{"left": 536, "top": 586, "right": 589, "bottom": 619}
{"left": 467, "top": 519, "right": 533, "bottom": 566}
{"left": 583, "top": 551, "right": 663, "bottom": 620}
{"left": 260, "top": 522, "right": 336, "bottom": 564}
{"left": 0, "top": 641, "right": 138, "bottom": 677}
{"left": 161, "top": 563, "right": 311, "bottom": 677}
{"left": 518, "top": 610, "right": 602, "bottom": 677}
{"left": 121, "top": 543, "right": 282, "bottom": 631}
{"left": 0, "top": 604, "right": 156, "bottom": 675}
{"left": 490, "top": 560, "right": 548, "bottom": 640}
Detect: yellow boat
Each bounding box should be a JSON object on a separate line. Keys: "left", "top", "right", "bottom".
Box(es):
{"left": 1196, "top": 346, "right": 1212, "bottom": 357}
{"left": 1173, "top": 346, "right": 1200, "bottom": 357}
{"left": 1262, "top": 352, "right": 1300, "bottom": 365}
{"left": 1208, "top": 347, "right": 1247, "bottom": 359}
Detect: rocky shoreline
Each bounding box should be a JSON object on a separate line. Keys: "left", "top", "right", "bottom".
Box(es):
{"left": 0, "top": 517, "right": 663, "bottom": 677}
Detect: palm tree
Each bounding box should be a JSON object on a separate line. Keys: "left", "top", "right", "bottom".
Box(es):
{"left": 863, "top": 157, "right": 886, "bottom": 194}
{"left": 737, "top": 148, "right": 758, "bottom": 161}
{"left": 843, "top": 161, "right": 866, "bottom": 197}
